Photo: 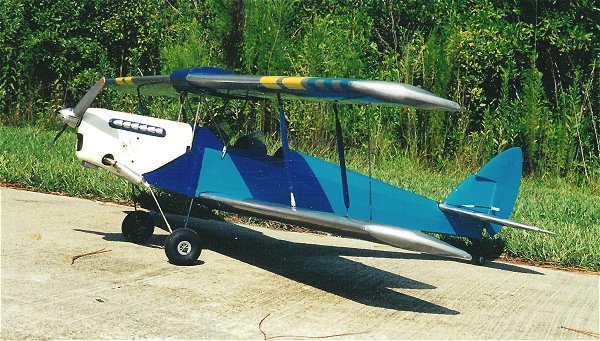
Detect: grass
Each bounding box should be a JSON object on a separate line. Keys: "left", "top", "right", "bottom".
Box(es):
{"left": 1, "top": 125, "right": 598, "bottom": 271}
{"left": 0, "top": 125, "right": 130, "bottom": 202}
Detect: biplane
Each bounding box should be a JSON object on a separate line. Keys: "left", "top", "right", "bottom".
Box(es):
{"left": 49, "top": 66, "right": 553, "bottom": 266}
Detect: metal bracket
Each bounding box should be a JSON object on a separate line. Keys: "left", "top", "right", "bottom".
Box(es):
{"left": 178, "top": 92, "right": 189, "bottom": 123}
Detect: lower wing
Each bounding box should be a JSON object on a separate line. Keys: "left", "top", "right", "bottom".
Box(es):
{"left": 198, "top": 192, "right": 472, "bottom": 260}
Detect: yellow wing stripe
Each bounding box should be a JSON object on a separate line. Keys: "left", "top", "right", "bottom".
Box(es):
{"left": 260, "top": 76, "right": 308, "bottom": 90}
{"left": 115, "top": 77, "right": 134, "bottom": 85}
{"left": 281, "top": 77, "right": 307, "bottom": 90}
{"left": 259, "top": 76, "right": 281, "bottom": 90}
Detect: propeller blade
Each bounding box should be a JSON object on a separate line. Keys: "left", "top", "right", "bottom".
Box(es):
{"left": 45, "top": 124, "right": 68, "bottom": 152}
{"left": 72, "top": 77, "right": 105, "bottom": 118}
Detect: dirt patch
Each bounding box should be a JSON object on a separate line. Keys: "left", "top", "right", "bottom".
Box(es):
{"left": 499, "top": 255, "right": 600, "bottom": 276}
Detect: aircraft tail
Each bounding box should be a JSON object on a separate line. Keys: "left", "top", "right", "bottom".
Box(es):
{"left": 439, "top": 147, "right": 553, "bottom": 237}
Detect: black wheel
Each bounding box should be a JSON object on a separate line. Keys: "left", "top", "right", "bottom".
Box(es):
{"left": 122, "top": 211, "right": 154, "bottom": 243}
{"left": 472, "top": 255, "right": 487, "bottom": 266}
{"left": 164, "top": 228, "right": 202, "bottom": 266}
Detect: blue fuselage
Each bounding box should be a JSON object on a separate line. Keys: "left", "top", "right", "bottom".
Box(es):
{"left": 144, "top": 128, "right": 480, "bottom": 238}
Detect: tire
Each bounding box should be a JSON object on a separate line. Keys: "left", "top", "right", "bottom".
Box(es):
{"left": 469, "top": 239, "right": 487, "bottom": 266}
{"left": 122, "top": 211, "right": 155, "bottom": 244}
{"left": 164, "top": 228, "right": 202, "bottom": 266}
{"left": 472, "top": 255, "right": 487, "bottom": 266}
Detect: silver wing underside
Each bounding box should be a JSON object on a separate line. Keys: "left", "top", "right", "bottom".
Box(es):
{"left": 198, "top": 193, "right": 472, "bottom": 261}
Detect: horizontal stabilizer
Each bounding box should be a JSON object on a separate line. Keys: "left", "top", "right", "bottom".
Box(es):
{"left": 438, "top": 203, "right": 555, "bottom": 235}
{"left": 199, "top": 193, "right": 472, "bottom": 260}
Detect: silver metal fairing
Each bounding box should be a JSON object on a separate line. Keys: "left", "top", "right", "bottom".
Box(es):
{"left": 102, "top": 157, "right": 146, "bottom": 187}
{"left": 364, "top": 224, "right": 472, "bottom": 260}
{"left": 349, "top": 81, "right": 464, "bottom": 111}
{"left": 199, "top": 193, "right": 369, "bottom": 235}
{"left": 199, "top": 193, "right": 472, "bottom": 260}
{"left": 81, "top": 161, "right": 99, "bottom": 169}
{"left": 57, "top": 108, "right": 80, "bottom": 128}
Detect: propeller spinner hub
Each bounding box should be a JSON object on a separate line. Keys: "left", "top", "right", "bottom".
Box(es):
{"left": 57, "top": 108, "right": 80, "bottom": 128}
{"left": 46, "top": 77, "right": 104, "bottom": 152}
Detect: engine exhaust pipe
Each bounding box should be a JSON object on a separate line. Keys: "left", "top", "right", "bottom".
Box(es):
{"left": 102, "top": 156, "right": 148, "bottom": 187}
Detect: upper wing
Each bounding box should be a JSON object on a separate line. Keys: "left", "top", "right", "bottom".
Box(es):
{"left": 106, "top": 75, "right": 176, "bottom": 97}
{"left": 105, "top": 67, "right": 462, "bottom": 111}
{"left": 198, "top": 192, "right": 472, "bottom": 260}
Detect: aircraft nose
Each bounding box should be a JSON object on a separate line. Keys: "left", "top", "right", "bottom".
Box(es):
{"left": 56, "top": 108, "right": 79, "bottom": 127}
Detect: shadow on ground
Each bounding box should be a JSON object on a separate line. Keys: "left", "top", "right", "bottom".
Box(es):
{"left": 75, "top": 212, "right": 543, "bottom": 314}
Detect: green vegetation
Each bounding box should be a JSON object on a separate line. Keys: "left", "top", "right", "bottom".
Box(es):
{"left": 1, "top": 0, "right": 598, "bottom": 182}
{"left": 2, "top": 125, "right": 598, "bottom": 270}
{"left": 0, "top": 1, "right": 598, "bottom": 269}
{"left": 0, "top": 126, "right": 130, "bottom": 201}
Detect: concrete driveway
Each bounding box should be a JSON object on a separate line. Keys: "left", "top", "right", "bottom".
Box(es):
{"left": 1, "top": 187, "right": 598, "bottom": 339}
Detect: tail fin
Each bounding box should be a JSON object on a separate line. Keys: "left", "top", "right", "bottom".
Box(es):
{"left": 446, "top": 147, "right": 522, "bottom": 230}
{"left": 439, "top": 147, "right": 552, "bottom": 237}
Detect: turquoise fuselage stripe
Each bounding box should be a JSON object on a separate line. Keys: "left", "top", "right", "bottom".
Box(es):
{"left": 196, "top": 148, "right": 253, "bottom": 198}
{"left": 295, "top": 152, "right": 480, "bottom": 236}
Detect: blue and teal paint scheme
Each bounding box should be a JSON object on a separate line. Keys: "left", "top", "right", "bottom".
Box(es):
{"left": 55, "top": 67, "right": 553, "bottom": 264}
{"left": 144, "top": 127, "right": 523, "bottom": 240}
{"left": 98, "top": 66, "right": 553, "bottom": 262}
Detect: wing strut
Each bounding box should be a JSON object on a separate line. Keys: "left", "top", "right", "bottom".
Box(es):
{"left": 178, "top": 92, "right": 188, "bottom": 123}
{"left": 277, "top": 93, "right": 296, "bottom": 207}
{"left": 333, "top": 103, "right": 350, "bottom": 216}
{"left": 202, "top": 95, "right": 229, "bottom": 159}
{"left": 366, "top": 105, "right": 373, "bottom": 221}
{"left": 136, "top": 87, "right": 146, "bottom": 116}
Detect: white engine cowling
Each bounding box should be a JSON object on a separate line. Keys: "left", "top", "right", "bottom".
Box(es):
{"left": 76, "top": 108, "right": 193, "bottom": 179}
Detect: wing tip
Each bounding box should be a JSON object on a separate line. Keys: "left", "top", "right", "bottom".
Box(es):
{"left": 538, "top": 228, "right": 556, "bottom": 235}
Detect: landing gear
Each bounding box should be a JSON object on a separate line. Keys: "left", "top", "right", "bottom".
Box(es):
{"left": 122, "top": 211, "right": 155, "bottom": 243}
{"left": 469, "top": 238, "right": 487, "bottom": 266}
{"left": 129, "top": 184, "right": 203, "bottom": 265}
{"left": 164, "top": 228, "right": 202, "bottom": 265}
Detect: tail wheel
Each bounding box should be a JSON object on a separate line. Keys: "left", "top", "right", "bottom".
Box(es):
{"left": 469, "top": 239, "right": 488, "bottom": 266}
{"left": 122, "top": 211, "right": 155, "bottom": 243}
{"left": 164, "top": 228, "right": 202, "bottom": 266}
{"left": 472, "top": 255, "right": 487, "bottom": 266}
